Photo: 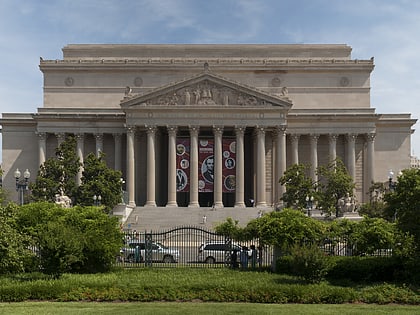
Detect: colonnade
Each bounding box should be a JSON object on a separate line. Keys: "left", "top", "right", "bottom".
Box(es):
{"left": 36, "top": 129, "right": 376, "bottom": 207}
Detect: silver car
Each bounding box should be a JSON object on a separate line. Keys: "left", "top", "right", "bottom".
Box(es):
{"left": 197, "top": 242, "right": 242, "bottom": 264}
{"left": 121, "top": 241, "right": 180, "bottom": 263}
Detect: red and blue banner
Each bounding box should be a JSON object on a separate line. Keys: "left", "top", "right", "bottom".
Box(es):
{"left": 223, "top": 139, "right": 236, "bottom": 193}
{"left": 176, "top": 138, "right": 190, "bottom": 192}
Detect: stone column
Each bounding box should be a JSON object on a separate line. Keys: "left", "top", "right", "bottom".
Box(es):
{"left": 146, "top": 125, "right": 157, "bottom": 207}
{"left": 113, "top": 133, "right": 122, "bottom": 171}
{"left": 37, "top": 132, "right": 47, "bottom": 166}
{"left": 235, "top": 126, "right": 245, "bottom": 208}
{"left": 56, "top": 133, "right": 65, "bottom": 146}
{"left": 213, "top": 126, "right": 224, "bottom": 208}
{"left": 346, "top": 134, "right": 357, "bottom": 180}
{"left": 328, "top": 134, "right": 338, "bottom": 166}
{"left": 275, "top": 126, "right": 287, "bottom": 203}
{"left": 189, "top": 126, "right": 200, "bottom": 207}
{"left": 310, "top": 134, "right": 319, "bottom": 183}
{"left": 290, "top": 134, "right": 300, "bottom": 165}
{"left": 366, "top": 133, "right": 376, "bottom": 189}
{"left": 126, "top": 126, "right": 136, "bottom": 207}
{"left": 75, "top": 133, "right": 84, "bottom": 186}
{"left": 95, "top": 133, "right": 103, "bottom": 157}
{"left": 256, "top": 126, "right": 267, "bottom": 207}
{"left": 167, "top": 126, "right": 178, "bottom": 207}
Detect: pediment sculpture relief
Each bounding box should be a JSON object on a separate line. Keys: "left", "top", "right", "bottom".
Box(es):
{"left": 150, "top": 80, "right": 273, "bottom": 107}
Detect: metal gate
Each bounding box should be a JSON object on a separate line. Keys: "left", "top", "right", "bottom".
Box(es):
{"left": 117, "top": 226, "right": 273, "bottom": 269}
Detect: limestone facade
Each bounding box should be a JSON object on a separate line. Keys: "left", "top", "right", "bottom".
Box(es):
{"left": 0, "top": 44, "right": 416, "bottom": 207}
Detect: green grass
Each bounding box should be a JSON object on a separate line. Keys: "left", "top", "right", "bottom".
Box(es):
{"left": 1, "top": 302, "right": 420, "bottom": 315}
{"left": 0, "top": 268, "right": 418, "bottom": 304}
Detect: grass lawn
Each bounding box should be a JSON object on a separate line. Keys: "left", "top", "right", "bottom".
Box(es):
{"left": 1, "top": 302, "right": 420, "bottom": 315}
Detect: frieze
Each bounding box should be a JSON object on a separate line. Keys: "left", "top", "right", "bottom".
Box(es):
{"left": 151, "top": 80, "right": 272, "bottom": 106}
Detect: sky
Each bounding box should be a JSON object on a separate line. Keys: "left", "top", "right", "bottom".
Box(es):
{"left": 1, "top": 0, "right": 420, "bottom": 164}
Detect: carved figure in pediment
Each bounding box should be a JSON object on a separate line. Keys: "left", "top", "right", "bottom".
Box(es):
{"left": 281, "top": 86, "right": 288, "bottom": 96}
{"left": 124, "top": 86, "right": 132, "bottom": 97}
{"left": 193, "top": 87, "right": 201, "bottom": 104}
{"left": 184, "top": 88, "right": 191, "bottom": 105}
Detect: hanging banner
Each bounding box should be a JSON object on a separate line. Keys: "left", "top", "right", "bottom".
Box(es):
{"left": 199, "top": 139, "right": 214, "bottom": 192}
{"left": 223, "top": 139, "right": 236, "bottom": 193}
{"left": 176, "top": 138, "right": 190, "bottom": 192}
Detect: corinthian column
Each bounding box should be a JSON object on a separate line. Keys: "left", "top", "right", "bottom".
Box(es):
{"left": 235, "top": 126, "right": 245, "bottom": 208}
{"left": 328, "top": 134, "right": 338, "bottom": 166}
{"left": 275, "top": 126, "right": 287, "bottom": 202}
{"left": 256, "top": 126, "right": 267, "bottom": 207}
{"left": 167, "top": 126, "right": 178, "bottom": 207}
{"left": 290, "top": 134, "right": 300, "bottom": 165}
{"left": 146, "top": 125, "right": 157, "bottom": 207}
{"left": 213, "top": 126, "right": 224, "bottom": 208}
{"left": 346, "top": 134, "right": 357, "bottom": 180}
{"left": 189, "top": 126, "right": 200, "bottom": 207}
{"left": 37, "top": 132, "right": 47, "bottom": 166}
{"left": 366, "top": 133, "right": 376, "bottom": 192}
{"left": 310, "top": 134, "right": 319, "bottom": 183}
{"left": 126, "top": 126, "right": 136, "bottom": 207}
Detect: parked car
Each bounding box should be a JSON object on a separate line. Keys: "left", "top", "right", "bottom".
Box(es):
{"left": 121, "top": 241, "right": 180, "bottom": 263}
{"left": 197, "top": 241, "right": 243, "bottom": 264}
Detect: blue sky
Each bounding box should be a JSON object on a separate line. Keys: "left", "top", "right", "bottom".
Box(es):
{"left": 1, "top": 0, "right": 420, "bottom": 164}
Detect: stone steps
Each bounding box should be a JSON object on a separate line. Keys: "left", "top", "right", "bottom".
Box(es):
{"left": 123, "top": 206, "right": 268, "bottom": 232}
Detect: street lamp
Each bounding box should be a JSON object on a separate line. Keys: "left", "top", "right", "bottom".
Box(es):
{"left": 388, "top": 169, "right": 395, "bottom": 192}
{"left": 14, "top": 168, "right": 30, "bottom": 205}
{"left": 306, "top": 195, "right": 314, "bottom": 217}
{"left": 93, "top": 194, "right": 102, "bottom": 206}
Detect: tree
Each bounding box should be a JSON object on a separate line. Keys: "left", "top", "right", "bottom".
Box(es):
{"left": 384, "top": 168, "right": 420, "bottom": 254}
{"left": 279, "top": 164, "right": 315, "bottom": 209}
{"left": 16, "top": 202, "right": 123, "bottom": 277}
{"left": 76, "top": 152, "right": 123, "bottom": 213}
{"left": 30, "top": 136, "right": 81, "bottom": 203}
{"left": 316, "top": 159, "right": 355, "bottom": 216}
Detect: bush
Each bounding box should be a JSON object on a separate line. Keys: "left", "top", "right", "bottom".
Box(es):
{"left": 287, "top": 243, "right": 333, "bottom": 283}
{"left": 327, "top": 256, "right": 402, "bottom": 282}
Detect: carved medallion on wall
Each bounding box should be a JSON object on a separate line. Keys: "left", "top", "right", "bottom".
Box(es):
{"left": 271, "top": 77, "right": 281, "bottom": 87}
{"left": 339, "top": 76, "right": 350, "bottom": 87}
{"left": 64, "top": 77, "right": 74, "bottom": 86}
{"left": 134, "top": 76, "right": 143, "bottom": 87}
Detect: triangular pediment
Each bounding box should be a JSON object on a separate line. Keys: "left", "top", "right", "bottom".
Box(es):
{"left": 120, "top": 71, "right": 292, "bottom": 109}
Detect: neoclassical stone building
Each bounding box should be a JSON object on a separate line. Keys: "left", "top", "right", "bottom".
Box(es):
{"left": 1, "top": 44, "right": 416, "bottom": 210}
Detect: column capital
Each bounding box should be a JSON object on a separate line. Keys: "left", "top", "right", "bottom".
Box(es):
{"left": 75, "top": 133, "right": 84, "bottom": 140}
{"left": 346, "top": 133, "right": 358, "bottom": 142}
{"left": 113, "top": 133, "right": 122, "bottom": 139}
{"left": 167, "top": 125, "right": 178, "bottom": 134}
{"left": 94, "top": 133, "right": 103, "bottom": 140}
{"left": 36, "top": 132, "right": 47, "bottom": 140}
{"left": 126, "top": 125, "right": 136, "bottom": 134}
{"left": 255, "top": 126, "right": 265, "bottom": 135}
{"left": 145, "top": 125, "right": 157, "bottom": 134}
{"left": 213, "top": 125, "right": 224, "bottom": 135}
{"left": 328, "top": 133, "right": 338, "bottom": 142}
{"left": 274, "top": 126, "right": 287, "bottom": 136}
{"left": 309, "top": 133, "right": 320, "bottom": 142}
{"left": 234, "top": 125, "right": 246, "bottom": 135}
{"left": 366, "top": 132, "right": 376, "bottom": 142}
{"left": 55, "top": 132, "right": 65, "bottom": 141}
{"left": 290, "top": 133, "right": 300, "bottom": 143}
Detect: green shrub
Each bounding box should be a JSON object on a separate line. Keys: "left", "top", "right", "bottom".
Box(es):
{"left": 287, "top": 243, "right": 334, "bottom": 283}
{"left": 327, "top": 256, "right": 401, "bottom": 282}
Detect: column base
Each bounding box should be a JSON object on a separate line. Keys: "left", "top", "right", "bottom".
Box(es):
{"left": 188, "top": 202, "right": 200, "bottom": 207}
{"left": 234, "top": 202, "right": 246, "bottom": 208}
{"left": 214, "top": 202, "right": 224, "bottom": 208}
{"left": 166, "top": 202, "right": 178, "bottom": 207}
{"left": 145, "top": 201, "right": 157, "bottom": 207}
{"left": 256, "top": 202, "right": 267, "bottom": 207}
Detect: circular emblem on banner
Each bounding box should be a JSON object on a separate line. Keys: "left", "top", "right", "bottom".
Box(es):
{"left": 223, "top": 150, "right": 230, "bottom": 158}
{"left": 176, "top": 169, "right": 188, "bottom": 191}
{"left": 200, "top": 140, "right": 209, "bottom": 147}
{"left": 224, "top": 175, "right": 236, "bottom": 191}
{"left": 229, "top": 141, "right": 236, "bottom": 153}
{"left": 225, "top": 158, "right": 235, "bottom": 169}
{"left": 180, "top": 159, "right": 189, "bottom": 169}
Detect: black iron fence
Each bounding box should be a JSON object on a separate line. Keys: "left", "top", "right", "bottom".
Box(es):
{"left": 115, "top": 226, "right": 394, "bottom": 269}
{"left": 116, "top": 226, "right": 273, "bottom": 269}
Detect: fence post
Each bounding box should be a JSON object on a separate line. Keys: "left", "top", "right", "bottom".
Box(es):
{"left": 145, "top": 233, "right": 153, "bottom": 267}
{"left": 224, "top": 235, "right": 232, "bottom": 268}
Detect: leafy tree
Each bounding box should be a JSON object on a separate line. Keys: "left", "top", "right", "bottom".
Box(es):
{"left": 17, "top": 202, "right": 123, "bottom": 277}
{"left": 384, "top": 168, "right": 420, "bottom": 254}
{"left": 316, "top": 159, "right": 355, "bottom": 216}
{"left": 30, "top": 136, "right": 81, "bottom": 203}
{"left": 358, "top": 182, "right": 388, "bottom": 219}
{"left": 279, "top": 164, "right": 315, "bottom": 209}
{"left": 0, "top": 202, "right": 34, "bottom": 274}
{"left": 76, "top": 152, "right": 123, "bottom": 213}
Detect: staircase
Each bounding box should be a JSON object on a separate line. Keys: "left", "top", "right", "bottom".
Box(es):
{"left": 123, "top": 206, "right": 269, "bottom": 231}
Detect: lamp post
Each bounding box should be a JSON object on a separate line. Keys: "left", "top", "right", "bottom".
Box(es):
{"left": 14, "top": 168, "right": 30, "bottom": 205}
{"left": 93, "top": 194, "right": 102, "bottom": 206}
{"left": 388, "top": 169, "right": 396, "bottom": 192}
{"left": 305, "top": 195, "right": 314, "bottom": 217}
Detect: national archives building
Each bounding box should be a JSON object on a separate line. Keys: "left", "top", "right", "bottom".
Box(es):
{"left": 0, "top": 44, "right": 416, "bottom": 210}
